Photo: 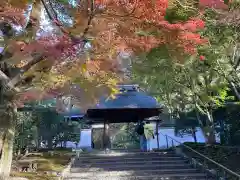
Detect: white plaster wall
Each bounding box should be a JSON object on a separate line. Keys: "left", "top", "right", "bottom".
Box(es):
{"left": 149, "top": 126, "right": 206, "bottom": 150}
{"left": 63, "top": 126, "right": 206, "bottom": 150}
{"left": 78, "top": 129, "right": 92, "bottom": 148}
{"left": 56, "top": 129, "right": 92, "bottom": 149}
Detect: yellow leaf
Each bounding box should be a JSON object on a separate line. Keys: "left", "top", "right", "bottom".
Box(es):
{"left": 81, "top": 63, "right": 87, "bottom": 73}
{"left": 111, "top": 87, "right": 119, "bottom": 94}
{"left": 107, "top": 78, "right": 118, "bottom": 86}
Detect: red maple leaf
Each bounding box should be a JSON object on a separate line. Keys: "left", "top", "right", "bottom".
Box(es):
{"left": 199, "top": 55, "right": 206, "bottom": 61}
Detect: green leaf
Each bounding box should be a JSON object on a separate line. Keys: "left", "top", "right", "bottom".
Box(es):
{"left": 56, "top": 0, "right": 69, "bottom": 4}
{"left": 135, "top": 30, "right": 151, "bottom": 36}
{"left": 224, "top": 0, "right": 229, "bottom": 5}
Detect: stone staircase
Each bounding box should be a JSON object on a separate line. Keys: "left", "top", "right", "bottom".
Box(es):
{"left": 65, "top": 150, "right": 215, "bottom": 180}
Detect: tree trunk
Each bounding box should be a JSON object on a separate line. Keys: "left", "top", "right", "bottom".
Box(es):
{"left": 0, "top": 122, "right": 16, "bottom": 177}
{"left": 192, "top": 127, "right": 197, "bottom": 143}
{"left": 206, "top": 129, "right": 216, "bottom": 144}
{"left": 190, "top": 76, "right": 207, "bottom": 142}
{"left": 230, "top": 82, "right": 240, "bottom": 100}
{"left": 205, "top": 111, "right": 216, "bottom": 144}
{"left": 47, "top": 138, "right": 53, "bottom": 149}
{"left": 103, "top": 121, "right": 110, "bottom": 150}
{"left": 219, "top": 119, "right": 226, "bottom": 145}
{"left": 194, "top": 106, "right": 209, "bottom": 142}
{"left": 0, "top": 102, "right": 17, "bottom": 178}
{"left": 24, "top": 146, "right": 29, "bottom": 155}
{"left": 156, "top": 121, "right": 160, "bottom": 149}
{"left": 166, "top": 92, "right": 174, "bottom": 123}
{"left": 0, "top": 131, "right": 4, "bottom": 156}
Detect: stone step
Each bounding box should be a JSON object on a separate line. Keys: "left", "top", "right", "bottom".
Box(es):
{"left": 80, "top": 150, "right": 174, "bottom": 154}
{"left": 67, "top": 150, "right": 213, "bottom": 180}
{"left": 92, "top": 150, "right": 176, "bottom": 155}
{"left": 70, "top": 168, "right": 201, "bottom": 175}
{"left": 74, "top": 163, "right": 191, "bottom": 171}
{"left": 111, "top": 149, "right": 175, "bottom": 153}
{"left": 75, "top": 157, "right": 183, "bottom": 164}
{"left": 78, "top": 152, "right": 177, "bottom": 158}
{"left": 66, "top": 174, "right": 213, "bottom": 180}
{"left": 75, "top": 159, "right": 188, "bottom": 165}
{"left": 76, "top": 156, "right": 183, "bottom": 162}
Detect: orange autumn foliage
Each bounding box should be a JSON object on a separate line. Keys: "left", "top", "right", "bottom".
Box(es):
{"left": 0, "top": 0, "right": 230, "bottom": 110}
{"left": 91, "top": 0, "right": 207, "bottom": 59}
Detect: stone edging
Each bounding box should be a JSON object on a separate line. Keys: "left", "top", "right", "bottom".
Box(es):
{"left": 58, "top": 157, "right": 76, "bottom": 180}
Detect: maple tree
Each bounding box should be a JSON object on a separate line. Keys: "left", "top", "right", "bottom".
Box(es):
{"left": 91, "top": 0, "right": 207, "bottom": 60}
{"left": 0, "top": 1, "right": 123, "bottom": 104}
{"left": 132, "top": 0, "right": 239, "bottom": 144}
{"left": 0, "top": 0, "right": 122, "bottom": 177}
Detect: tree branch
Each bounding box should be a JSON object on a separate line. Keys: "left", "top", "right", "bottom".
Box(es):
{"left": 82, "top": 0, "right": 95, "bottom": 37}
{"left": 0, "top": 70, "right": 20, "bottom": 92}
{"left": 1, "top": 0, "right": 95, "bottom": 93}
{"left": 41, "top": 0, "right": 94, "bottom": 41}
{"left": 41, "top": 0, "right": 74, "bottom": 38}
{"left": 0, "top": 53, "right": 43, "bottom": 93}
{"left": 47, "top": 0, "right": 58, "bottom": 20}
{"left": 213, "top": 66, "right": 240, "bottom": 100}
{"left": 7, "top": 54, "right": 43, "bottom": 88}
